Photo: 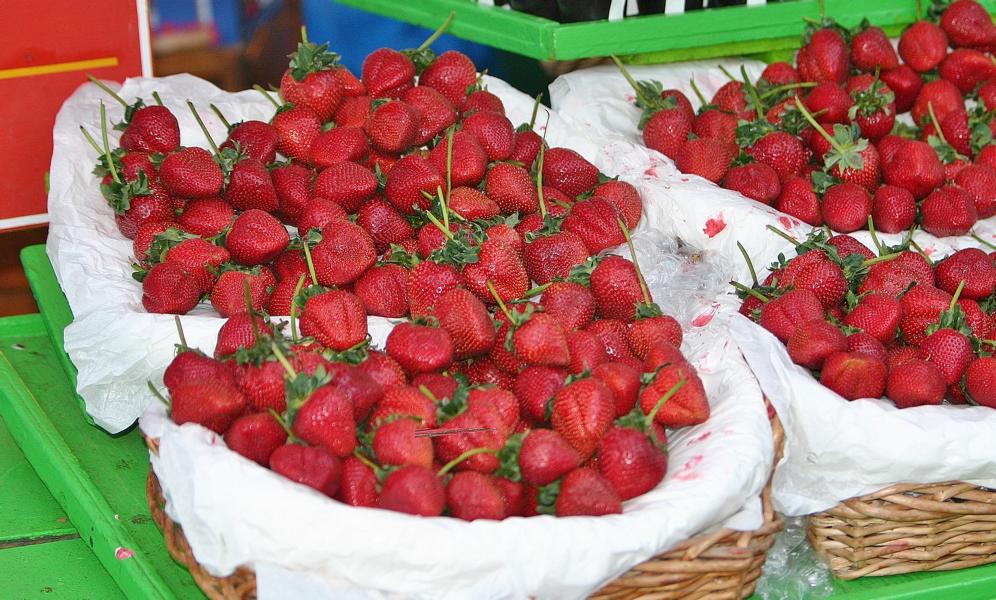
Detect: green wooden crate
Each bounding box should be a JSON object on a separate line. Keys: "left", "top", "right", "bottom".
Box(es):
{"left": 332, "top": 0, "right": 996, "bottom": 63}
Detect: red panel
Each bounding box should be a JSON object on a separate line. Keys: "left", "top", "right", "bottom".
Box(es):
{"left": 0, "top": 0, "right": 148, "bottom": 228}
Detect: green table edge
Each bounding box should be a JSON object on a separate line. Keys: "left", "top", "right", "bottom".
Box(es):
{"left": 0, "top": 315, "right": 177, "bottom": 600}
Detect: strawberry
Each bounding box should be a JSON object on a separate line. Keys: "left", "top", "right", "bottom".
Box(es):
{"left": 597, "top": 423, "right": 667, "bottom": 501}
{"left": 311, "top": 221, "right": 377, "bottom": 286}
{"left": 270, "top": 444, "right": 341, "bottom": 497}
{"left": 882, "top": 140, "right": 944, "bottom": 198}
{"left": 177, "top": 198, "right": 233, "bottom": 237}
{"left": 590, "top": 361, "right": 640, "bottom": 417}
{"left": 847, "top": 76, "right": 896, "bottom": 143}
{"left": 899, "top": 21, "right": 949, "bottom": 73}
{"left": 539, "top": 282, "right": 595, "bottom": 331}
{"left": 513, "top": 366, "right": 566, "bottom": 425}
{"left": 886, "top": 360, "right": 946, "bottom": 408}
{"left": 407, "top": 260, "right": 464, "bottom": 317}
{"left": 846, "top": 331, "right": 888, "bottom": 363}
{"left": 844, "top": 293, "right": 901, "bottom": 344}
{"left": 880, "top": 66, "right": 923, "bottom": 114}
{"left": 433, "top": 410, "right": 505, "bottom": 473}
{"left": 511, "top": 311, "right": 571, "bottom": 367}
{"left": 356, "top": 200, "right": 413, "bottom": 252}
{"left": 162, "top": 237, "right": 229, "bottom": 293}
{"left": 372, "top": 418, "right": 433, "bottom": 468}
{"left": 551, "top": 376, "right": 614, "bottom": 460}
{"left": 447, "top": 186, "right": 500, "bottom": 221}
{"left": 871, "top": 185, "right": 916, "bottom": 233}
{"left": 642, "top": 107, "right": 692, "bottom": 160}
{"left": 921, "top": 185, "right": 978, "bottom": 237}
{"left": 940, "top": 0, "right": 996, "bottom": 49}
{"left": 271, "top": 163, "right": 313, "bottom": 225}
{"left": 588, "top": 319, "right": 640, "bottom": 364}
{"left": 385, "top": 155, "right": 444, "bottom": 215}
{"left": 542, "top": 148, "right": 599, "bottom": 199}
{"left": 462, "top": 111, "right": 515, "bottom": 162}
{"left": 554, "top": 468, "right": 622, "bottom": 517}
{"left": 358, "top": 350, "right": 407, "bottom": 390}
{"left": 523, "top": 231, "right": 590, "bottom": 286}
{"left": 759, "top": 289, "right": 824, "bottom": 342}
{"left": 711, "top": 81, "right": 751, "bottom": 120}
{"left": 935, "top": 248, "right": 996, "bottom": 300}
{"left": 432, "top": 287, "right": 496, "bottom": 359}
{"left": 510, "top": 129, "right": 543, "bottom": 170}
{"left": 980, "top": 79, "right": 996, "bottom": 111}
{"left": 141, "top": 262, "right": 201, "bottom": 314}
{"left": 335, "top": 95, "right": 372, "bottom": 128}
{"left": 911, "top": 79, "right": 963, "bottom": 126}
{"left": 159, "top": 147, "right": 223, "bottom": 198}
{"left": 362, "top": 48, "right": 414, "bottom": 98}
{"left": 662, "top": 89, "right": 694, "bottom": 123}
{"left": 954, "top": 166, "right": 996, "bottom": 222}
{"left": 806, "top": 82, "right": 853, "bottom": 124}
{"left": 164, "top": 350, "right": 230, "bottom": 392}
{"left": 463, "top": 238, "right": 530, "bottom": 305}
{"left": 964, "top": 356, "right": 996, "bottom": 408}
{"left": 820, "top": 351, "right": 887, "bottom": 400}
{"left": 463, "top": 89, "right": 505, "bottom": 115}
{"left": 232, "top": 356, "right": 287, "bottom": 412}
{"left": 639, "top": 360, "right": 709, "bottom": 427}
{"left": 517, "top": 429, "right": 580, "bottom": 486}
{"left": 223, "top": 158, "right": 280, "bottom": 212}
{"left": 428, "top": 131, "right": 488, "bottom": 188}
{"left": 402, "top": 85, "right": 457, "bottom": 145}
{"left": 776, "top": 176, "right": 823, "bottom": 226}
{"left": 118, "top": 103, "right": 180, "bottom": 154}
{"left": 940, "top": 49, "right": 996, "bottom": 94}
{"left": 323, "top": 362, "right": 382, "bottom": 422}
{"left": 226, "top": 209, "right": 289, "bottom": 266}
{"left": 170, "top": 377, "right": 246, "bottom": 433}
{"left": 420, "top": 51, "right": 477, "bottom": 109}
{"left": 761, "top": 62, "right": 799, "bottom": 85}
{"left": 723, "top": 163, "right": 781, "bottom": 205}
{"left": 214, "top": 313, "right": 272, "bottom": 358}
{"left": 693, "top": 109, "right": 738, "bottom": 154}
{"left": 626, "top": 315, "right": 682, "bottom": 361}
{"left": 280, "top": 36, "right": 343, "bottom": 121}
{"left": 828, "top": 234, "right": 874, "bottom": 260}
{"left": 561, "top": 198, "right": 626, "bottom": 254}
{"left": 298, "top": 197, "right": 348, "bottom": 234}
{"left": 748, "top": 131, "right": 808, "bottom": 183}
{"left": 272, "top": 106, "right": 322, "bottom": 161}
{"left": 221, "top": 120, "right": 278, "bottom": 165}
{"left": 370, "top": 385, "right": 436, "bottom": 427}
{"left": 822, "top": 182, "right": 873, "bottom": 233}
{"left": 291, "top": 386, "right": 356, "bottom": 457}
{"left": 485, "top": 162, "right": 539, "bottom": 214}
{"left": 900, "top": 284, "right": 953, "bottom": 346}
{"left": 365, "top": 100, "right": 418, "bottom": 153}
{"left": 299, "top": 290, "right": 368, "bottom": 350}
{"left": 787, "top": 319, "right": 847, "bottom": 369}
{"left": 386, "top": 322, "right": 454, "bottom": 375}
{"left": 850, "top": 24, "right": 899, "bottom": 72}
{"left": 675, "top": 137, "right": 732, "bottom": 183}
{"left": 310, "top": 126, "right": 369, "bottom": 168}
{"left": 355, "top": 265, "right": 410, "bottom": 318}
{"left": 446, "top": 472, "right": 506, "bottom": 521}
{"left": 461, "top": 358, "right": 515, "bottom": 390}
{"left": 919, "top": 327, "right": 975, "bottom": 386}
{"left": 797, "top": 27, "right": 850, "bottom": 84}
{"left": 590, "top": 255, "right": 644, "bottom": 322}
{"left": 224, "top": 413, "right": 287, "bottom": 466}
{"left": 336, "top": 456, "right": 378, "bottom": 507}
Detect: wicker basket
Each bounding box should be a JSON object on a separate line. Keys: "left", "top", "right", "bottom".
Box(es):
{"left": 808, "top": 481, "right": 996, "bottom": 579}
{"left": 145, "top": 408, "right": 784, "bottom": 600}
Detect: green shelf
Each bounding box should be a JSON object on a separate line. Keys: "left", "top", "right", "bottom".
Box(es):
{"left": 332, "top": 0, "right": 996, "bottom": 63}
{"left": 0, "top": 312, "right": 205, "bottom": 600}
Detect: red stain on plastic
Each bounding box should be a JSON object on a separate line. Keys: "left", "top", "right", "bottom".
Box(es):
{"left": 703, "top": 215, "right": 726, "bottom": 238}
{"left": 115, "top": 547, "right": 134, "bottom": 560}
{"left": 778, "top": 216, "right": 794, "bottom": 230}
{"left": 688, "top": 431, "right": 712, "bottom": 445}
{"left": 644, "top": 166, "right": 658, "bottom": 177}
{"left": 672, "top": 455, "right": 704, "bottom": 480}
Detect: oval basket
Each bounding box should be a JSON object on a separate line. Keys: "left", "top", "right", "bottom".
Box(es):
{"left": 145, "top": 407, "right": 784, "bottom": 600}
{"left": 808, "top": 482, "right": 996, "bottom": 579}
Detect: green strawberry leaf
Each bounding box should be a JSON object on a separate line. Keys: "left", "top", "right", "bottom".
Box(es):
{"left": 535, "top": 480, "right": 562, "bottom": 516}
{"left": 113, "top": 99, "right": 147, "bottom": 131}
{"left": 101, "top": 170, "right": 152, "bottom": 214}
{"left": 494, "top": 432, "right": 525, "bottom": 482}
{"left": 288, "top": 39, "right": 340, "bottom": 80}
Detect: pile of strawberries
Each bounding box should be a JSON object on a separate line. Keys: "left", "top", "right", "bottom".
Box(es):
{"left": 83, "top": 23, "right": 713, "bottom": 517}
{"left": 735, "top": 226, "right": 996, "bottom": 409}
{"left": 617, "top": 0, "right": 996, "bottom": 239}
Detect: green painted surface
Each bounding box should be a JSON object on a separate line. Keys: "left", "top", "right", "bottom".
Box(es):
{"left": 0, "top": 413, "right": 76, "bottom": 544}
{"left": 0, "top": 313, "right": 205, "bottom": 600}
{"left": 0, "top": 537, "right": 125, "bottom": 599}
{"left": 332, "top": 0, "right": 996, "bottom": 62}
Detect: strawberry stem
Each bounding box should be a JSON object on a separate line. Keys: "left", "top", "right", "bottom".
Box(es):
{"left": 147, "top": 381, "right": 171, "bottom": 408}
{"left": 737, "top": 241, "right": 759, "bottom": 286}
{"left": 861, "top": 252, "right": 901, "bottom": 267}
{"left": 740, "top": 65, "right": 766, "bottom": 119}
{"left": 253, "top": 84, "right": 282, "bottom": 109}
{"left": 717, "top": 64, "right": 739, "bottom": 83}
{"left": 537, "top": 144, "right": 548, "bottom": 219}
{"left": 972, "top": 233, "right": 996, "bottom": 251}
{"left": 438, "top": 186, "right": 450, "bottom": 232}
{"left": 417, "top": 11, "right": 455, "bottom": 52}
{"left": 186, "top": 100, "right": 220, "bottom": 157}
{"left": 444, "top": 126, "right": 454, "bottom": 206}
{"left": 418, "top": 384, "right": 439, "bottom": 403}
{"left": 610, "top": 55, "right": 652, "bottom": 106}
{"left": 271, "top": 343, "right": 298, "bottom": 378}
{"left": 529, "top": 92, "right": 543, "bottom": 129}
{"left": 87, "top": 75, "right": 129, "bottom": 109}
{"left": 352, "top": 450, "right": 382, "bottom": 473}
{"left": 866, "top": 216, "right": 885, "bottom": 255}
{"left": 759, "top": 82, "right": 817, "bottom": 100}
{"left": 523, "top": 282, "right": 552, "bottom": 298}
{"left": 209, "top": 104, "right": 232, "bottom": 129}
{"left": 290, "top": 273, "right": 307, "bottom": 342}
{"left": 617, "top": 215, "right": 652, "bottom": 305}
{"left": 793, "top": 98, "right": 846, "bottom": 155}
{"left": 949, "top": 280, "right": 966, "bottom": 310}
{"left": 151, "top": 91, "right": 164, "bottom": 107}
{"left": 99, "top": 102, "right": 122, "bottom": 185}
{"left": 173, "top": 315, "right": 188, "bottom": 350}
{"left": 300, "top": 25, "right": 308, "bottom": 44}
{"left": 487, "top": 281, "right": 513, "bottom": 320}
{"left": 926, "top": 102, "right": 949, "bottom": 146}
{"left": 424, "top": 207, "right": 454, "bottom": 240}
{"left": 302, "top": 241, "right": 319, "bottom": 286}
{"left": 765, "top": 224, "right": 800, "bottom": 246}
{"left": 689, "top": 78, "right": 708, "bottom": 107}
{"left": 436, "top": 446, "right": 498, "bottom": 478}
{"left": 79, "top": 126, "right": 104, "bottom": 155}
{"left": 908, "top": 237, "right": 933, "bottom": 266}
{"left": 645, "top": 378, "right": 686, "bottom": 429}
{"left": 731, "top": 280, "right": 770, "bottom": 303}
{"left": 268, "top": 407, "right": 297, "bottom": 441}
{"left": 243, "top": 280, "right": 263, "bottom": 344}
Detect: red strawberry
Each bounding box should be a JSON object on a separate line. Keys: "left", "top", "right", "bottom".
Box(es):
{"left": 921, "top": 185, "right": 978, "bottom": 237}
{"left": 565, "top": 329, "right": 608, "bottom": 374}
{"left": 941, "top": 0, "right": 996, "bottom": 48}
{"left": 170, "top": 377, "right": 247, "bottom": 433}
{"left": 542, "top": 147, "right": 599, "bottom": 199}
{"left": 463, "top": 238, "right": 530, "bottom": 305}
{"left": 433, "top": 287, "right": 496, "bottom": 359}
{"left": 554, "top": 468, "right": 622, "bottom": 517}
{"left": 365, "top": 100, "right": 418, "bottom": 153}
{"left": 955, "top": 164, "right": 996, "bottom": 218}
{"left": 639, "top": 361, "right": 709, "bottom": 427}
{"left": 371, "top": 385, "right": 436, "bottom": 427}
{"left": 159, "top": 147, "right": 223, "bottom": 198}
{"left": 462, "top": 111, "right": 515, "bottom": 162}
{"left": 358, "top": 350, "right": 407, "bottom": 389}
{"left": 551, "top": 377, "right": 614, "bottom": 460}
{"left": 298, "top": 197, "right": 348, "bottom": 235}
{"left": 163, "top": 237, "right": 229, "bottom": 293}
{"left": 354, "top": 264, "right": 409, "bottom": 318}
{"left": 420, "top": 51, "right": 477, "bottom": 109}
{"left": 385, "top": 155, "right": 444, "bottom": 215}
{"left": 642, "top": 107, "right": 692, "bottom": 160}
{"left": 233, "top": 359, "right": 286, "bottom": 412}
{"left": 177, "top": 198, "right": 233, "bottom": 237}
{"left": 880, "top": 66, "right": 923, "bottom": 113}
{"left": 164, "top": 350, "right": 230, "bottom": 392}
{"left": 300, "top": 290, "right": 368, "bottom": 351}
{"left": 222, "top": 120, "right": 278, "bottom": 165}
{"left": 761, "top": 62, "right": 799, "bottom": 85}
{"left": 806, "top": 82, "right": 853, "bottom": 124}
{"left": 711, "top": 81, "right": 751, "bottom": 119}
{"left": 447, "top": 186, "right": 500, "bottom": 221}
{"left": 271, "top": 163, "right": 313, "bottom": 225}
{"left": 964, "top": 356, "right": 996, "bottom": 408}
{"left": 749, "top": 131, "right": 808, "bottom": 183}
{"left": 224, "top": 413, "right": 287, "bottom": 466}
{"left": 362, "top": 48, "right": 414, "bottom": 98}
{"left": 899, "top": 21, "right": 949, "bottom": 73}
{"left": 142, "top": 262, "right": 201, "bottom": 314}
{"left": 723, "top": 163, "right": 781, "bottom": 205}
{"left": 372, "top": 418, "right": 433, "bottom": 468}
{"left": 314, "top": 161, "right": 376, "bottom": 213}
{"left": 461, "top": 357, "right": 515, "bottom": 390}
{"left": 675, "top": 137, "right": 733, "bottom": 183}
{"left": 900, "top": 284, "right": 953, "bottom": 346}
{"left": 513, "top": 366, "right": 566, "bottom": 425}
{"left": 590, "top": 255, "right": 643, "bottom": 322}
{"left": 846, "top": 332, "right": 888, "bottom": 363}
{"left": 463, "top": 89, "right": 505, "bottom": 115}
{"left": 446, "top": 472, "right": 506, "bottom": 521}
{"left": 844, "top": 293, "right": 901, "bottom": 344}
{"left": 797, "top": 27, "right": 850, "bottom": 84}
{"left": 378, "top": 465, "right": 445, "bottom": 516}
{"left": 820, "top": 351, "right": 887, "bottom": 399}
{"left": 918, "top": 327, "right": 974, "bottom": 385}
{"left": 538, "top": 282, "right": 595, "bottom": 331}
{"left": 310, "top": 126, "right": 369, "bottom": 168}
{"left": 588, "top": 319, "right": 640, "bottom": 364}
{"left": 935, "top": 248, "right": 996, "bottom": 299}
{"left": 292, "top": 385, "right": 356, "bottom": 457}
{"left": 872, "top": 185, "right": 916, "bottom": 233}
{"left": 597, "top": 425, "right": 667, "bottom": 501}
{"left": 226, "top": 209, "right": 289, "bottom": 266}
{"left": 485, "top": 162, "right": 539, "bottom": 214}
{"left": 119, "top": 104, "right": 180, "bottom": 154}
{"left": 509, "top": 311, "right": 570, "bottom": 367}
{"left": 336, "top": 456, "right": 378, "bottom": 507}
{"left": 626, "top": 315, "right": 682, "bottom": 360}
{"left": 407, "top": 260, "right": 464, "bottom": 317}
{"left": 882, "top": 140, "right": 944, "bottom": 198}
{"left": 591, "top": 361, "right": 641, "bottom": 417}
{"left": 386, "top": 322, "right": 454, "bottom": 375}
{"left": 214, "top": 313, "right": 272, "bottom": 358}
{"left": 776, "top": 176, "right": 823, "bottom": 226}
{"left": 356, "top": 199, "right": 414, "bottom": 253}
{"left": 279, "top": 37, "right": 344, "bottom": 121}
{"left": 223, "top": 159, "right": 279, "bottom": 212}
{"left": 323, "top": 361, "right": 382, "bottom": 422}
{"left": 402, "top": 85, "right": 457, "bottom": 145}
{"left": 429, "top": 131, "right": 488, "bottom": 188}
{"left": 694, "top": 109, "right": 738, "bottom": 154}
{"left": 518, "top": 429, "right": 580, "bottom": 486}
{"left": 886, "top": 360, "right": 946, "bottom": 408}
{"left": 561, "top": 198, "right": 626, "bottom": 254}
{"left": 510, "top": 129, "right": 543, "bottom": 170}
{"left": 850, "top": 24, "right": 899, "bottom": 72}
{"left": 311, "top": 221, "right": 376, "bottom": 286}
{"left": 272, "top": 106, "right": 321, "bottom": 161}
{"left": 940, "top": 49, "right": 996, "bottom": 94}
{"left": 822, "top": 182, "right": 873, "bottom": 233}
{"left": 911, "top": 79, "right": 963, "bottom": 126}
{"left": 270, "top": 444, "right": 342, "bottom": 497}
{"left": 787, "top": 319, "right": 847, "bottom": 369}
{"left": 335, "top": 95, "right": 372, "bottom": 128}
{"left": 759, "top": 289, "right": 824, "bottom": 342}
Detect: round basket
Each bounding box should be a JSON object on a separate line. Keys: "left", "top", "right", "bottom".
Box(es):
{"left": 808, "top": 482, "right": 996, "bottom": 579}
{"left": 144, "top": 408, "right": 784, "bottom": 600}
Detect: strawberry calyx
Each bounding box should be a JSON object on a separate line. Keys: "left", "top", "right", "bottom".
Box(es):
{"left": 969, "top": 106, "right": 996, "bottom": 156}
{"left": 610, "top": 55, "right": 679, "bottom": 130}
{"left": 926, "top": 280, "right": 972, "bottom": 338}
{"left": 101, "top": 170, "right": 152, "bottom": 214}
{"left": 688, "top": 78, "right": 719, "bottom": 114}
{"left": 493, "top": 432, "right": 525, "bottom": 482}
{"left": 322, "top": 337, "right": 372, "bottom": 365}
{"left": 801, "top": 16, "right": 849, "bottom": 44}
{"left": 288, "top": 27, "right": 341, "bottom": 81}
{"left": 535, "top": 479, "right": 562, "bottom": 515}
{"left": 794, "top": 98, "right": 868, "bottom": 174}
{"left": 736, "top": 118, "right": 778, "bottom": 149}
{"left": 401, "top": 11, "right": 455, "bottom": 74}
{"left": 382, "top": 243, "right": 421, "bottom": 269}
{"left": 433, "top": 381, "right": 471, "bottom": 424}
{"left": 926, "top": 101, "right": 968, "bottom": 164}
{"left": 437, "top": 446, "right": 499, "bottom": 479}
{"left": 848, "top": 77, "right": 895, "bottom": 120}
{"left": 617, "top": 378, "right": 685, "bottom": 451}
